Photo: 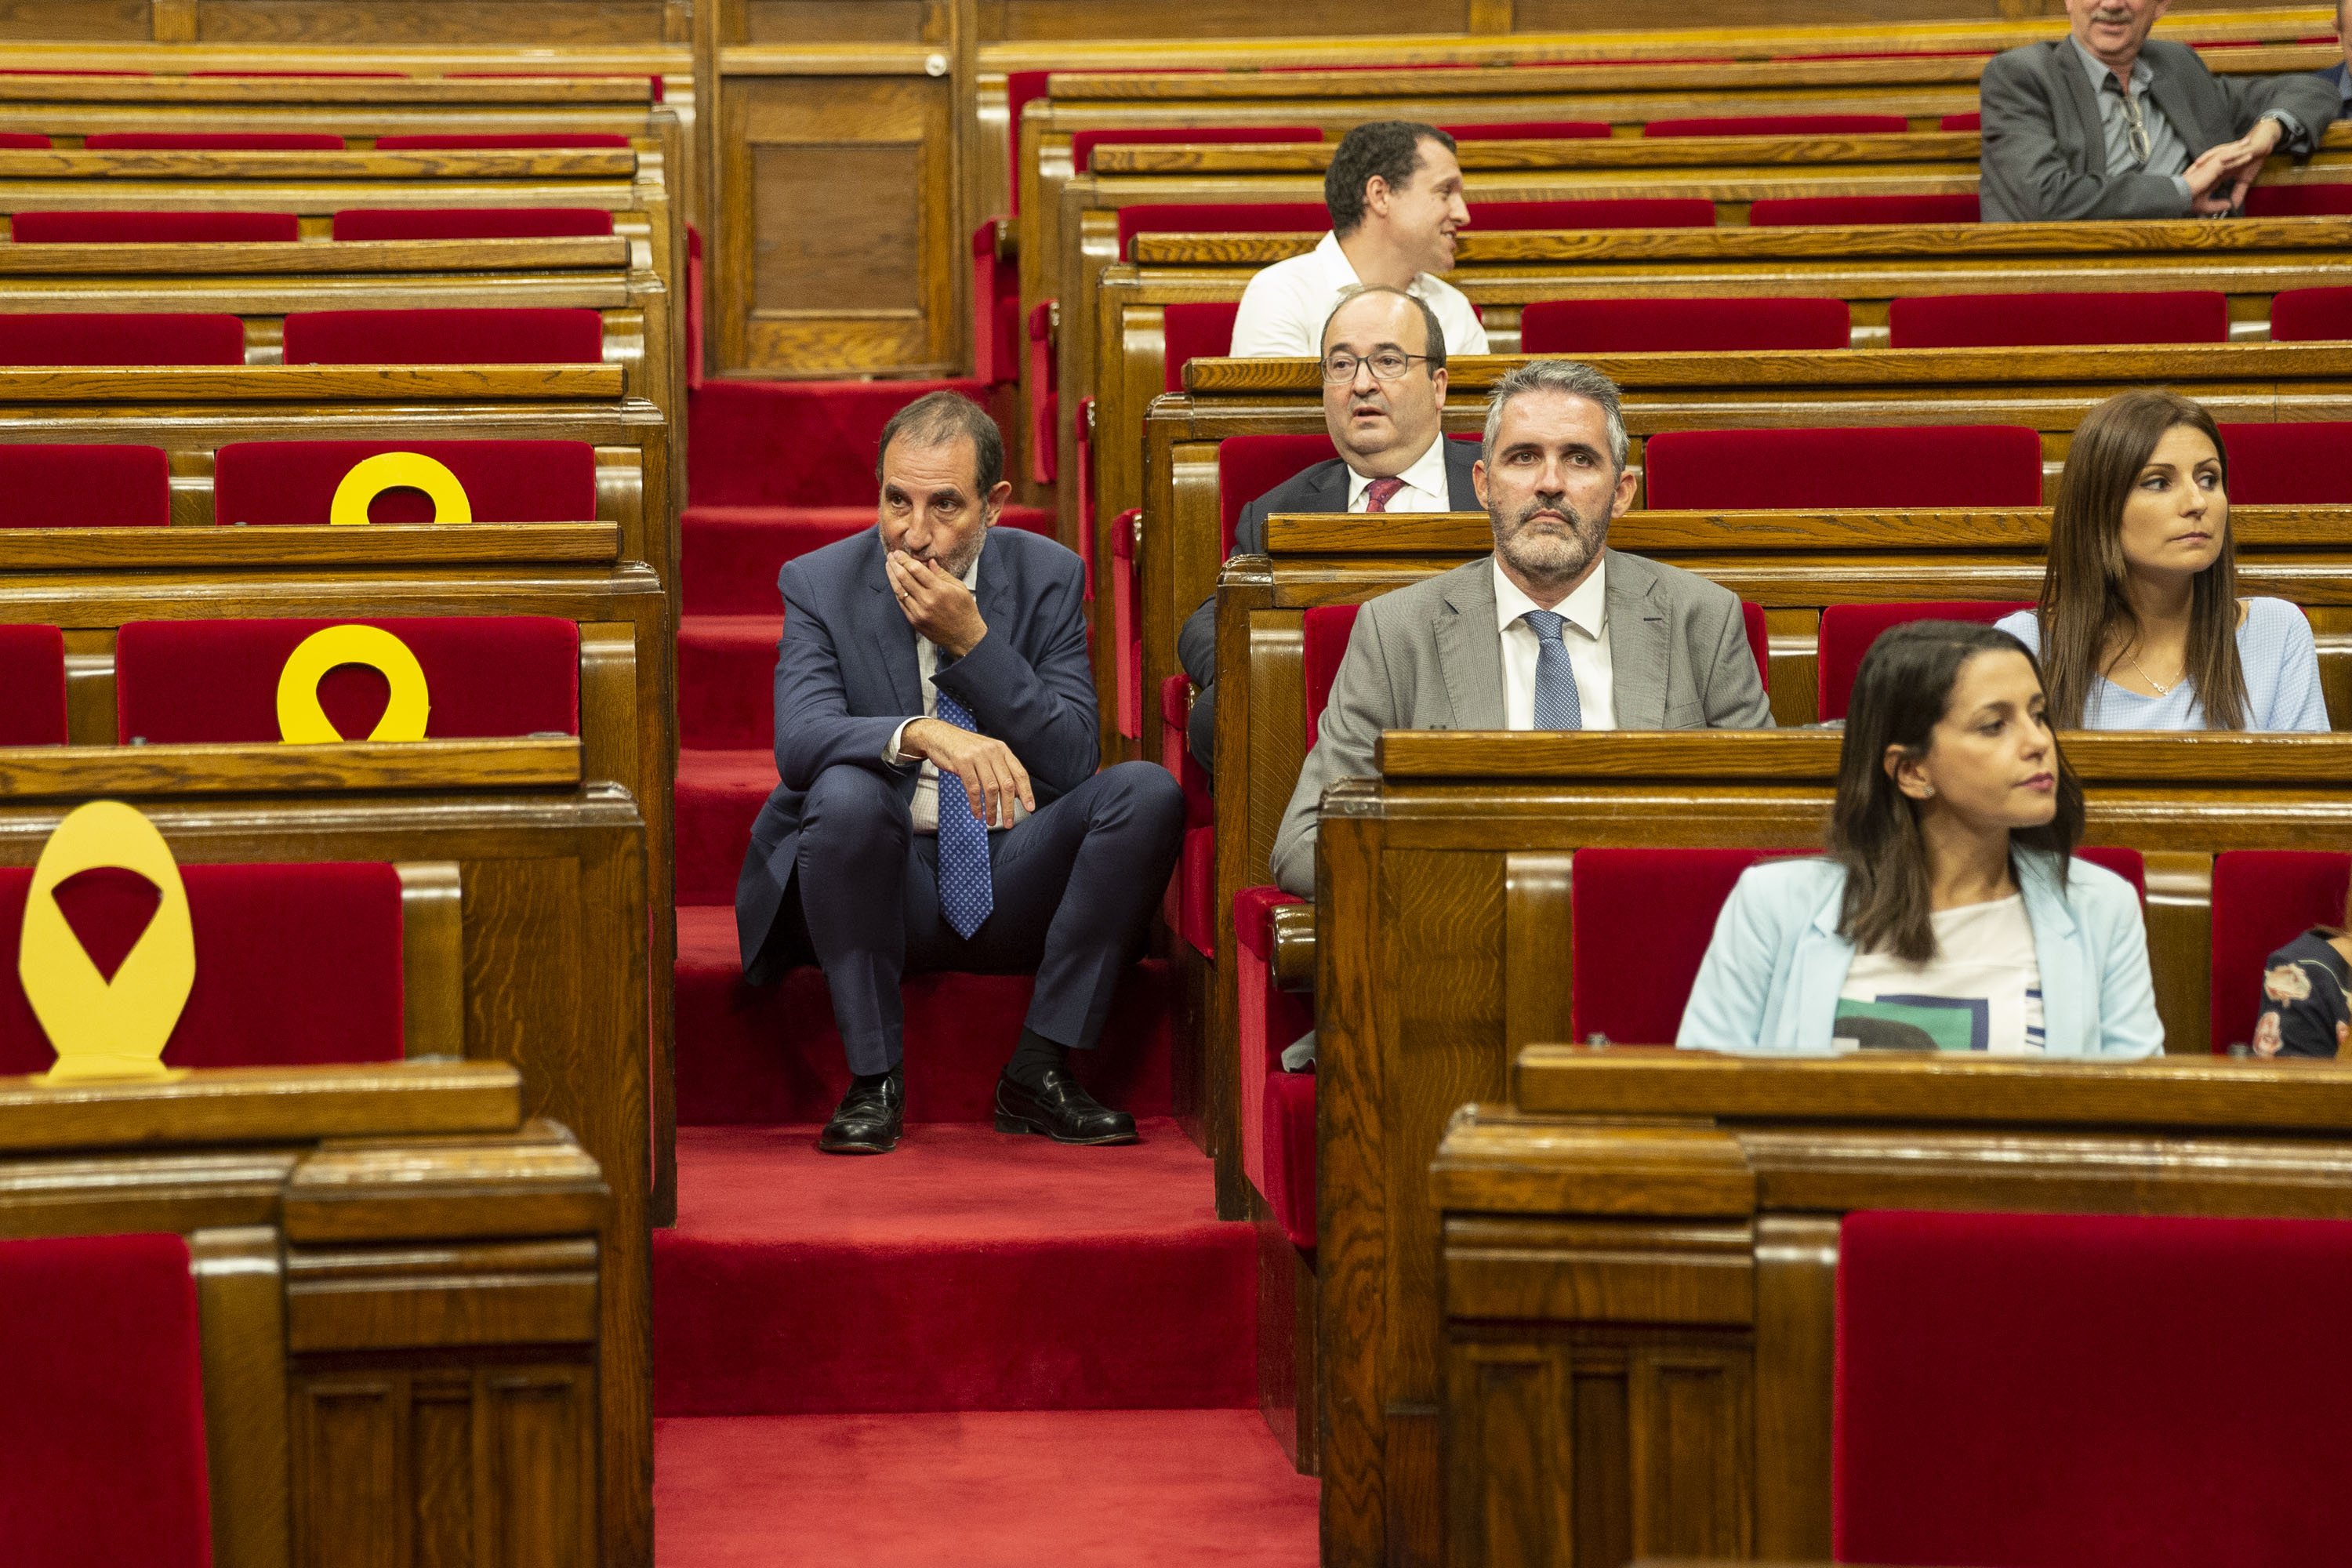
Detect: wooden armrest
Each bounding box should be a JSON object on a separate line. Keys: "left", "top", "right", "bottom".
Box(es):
{"left": 1272, "top": 902, "right": 1316, "bottom": 993}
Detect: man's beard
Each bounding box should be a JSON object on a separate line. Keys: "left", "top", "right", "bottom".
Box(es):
{"left": 1492, "top": 493, "right": 1606, "bottom": 590}
{"left": 916, "top": 530, "right": 985, "bottom": 581}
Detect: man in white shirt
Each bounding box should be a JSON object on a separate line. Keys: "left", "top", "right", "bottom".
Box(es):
{"left": 1229, "top": 120, "right": 1489, "bottom": 359}
{"left": 1178, "top": 285, "right": 1479, "bottom": 768}
{"left": 1269, "top": 361, "right": 1774, "bottom": 896}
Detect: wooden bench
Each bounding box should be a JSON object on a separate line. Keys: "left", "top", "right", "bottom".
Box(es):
{"left": 0, "top": 1058, "right": 621, "bottom": 1566}
{"left": 1311, "top": 728, "right": 2352, "bottom": 1566}
{"left": 1433, "top": 1048, "right": 2352, "bottom": 1568}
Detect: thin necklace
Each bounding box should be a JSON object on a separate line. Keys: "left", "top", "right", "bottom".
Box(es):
{"left": 2122, "top": 647, "right": 2183, "bottom": 695}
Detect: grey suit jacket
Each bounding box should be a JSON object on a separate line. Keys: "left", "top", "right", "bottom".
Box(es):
{"left": 1269, "top": 551, "right": 1773, "bottom": 895}
{"left": 1978, "top": 37, "right": 2340, "bottom": 222}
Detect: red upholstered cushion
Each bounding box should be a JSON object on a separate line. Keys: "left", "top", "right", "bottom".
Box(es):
{"left": 1888, "top": 290, "right": 2229, "bottom": 349}
{"left": 1263, "top": 1071, "right": 1318, "bottom": 1250}
{"left": 2270, "top": 286, "right": 2352, "bottom": 343}
{"left": 2210, "top": 850, "right": 2351, "bottom": 1054}
{"left": 1235, "top": 883, "right": 1312, "bottom": 1203}
{"left": 332, "top": 206, "right": 615, "bottom": 240}
{"left": 0, "top": 132, "right": 51, "bottom": 147}
{"left": 282, "top": 307, "right": 602, "bottom": 365}
{"left": 1302, "top": 603, "right": 1360, "bottom": 740}
{"left": 2216, "top": 421, "right": 2352, "bottom": 503}
{"left": 1573, "top": 846, "right": 1785, "bottom": 1044}
{"left": 0, "top": 312, "right": 243, "bottom": 366}
{"left": 0, "top": 860, "right": 404, "bottom": 1073}
{"left": 1817, "top": 601, "right": 2032, "bottom": 721}
{"left": 1119, "top": 201, "right": 1327, "bottom": 258}
{"left": 212, "top": 440, "right": 597, "bottom": 524}
{"left": 84, "top": 132, "right": 344, "bottom": 150}
{"left": 1176, "top": 824, "right": 1214, "bottom": 957}
{"left": 1026, "top": 300, "right": 1058, "bottom": 485}
{"left": 1478, "top": 198, "right": 1714, "bottom": 229}
{"left": 0, "top": 625, "right": 67, "bottom": 745}
{"left": 1940, "top": 111, "right": 1982, "bottom": 130}
{"left": 1003, "top": 70, "right": 1051, "bottom": 214}
{"left": 374, "top": 132, "right": 630, "bottom": 149}
{"left": 1218, "top": 433, "right": 1335, "bottom": 556}
{"left": 2074, "top": 845, "right": 2147, "bottom": 902}
{"left": 1643, "top": 425, "right": 2044, "bottom": 511}
{"left": 114, "top": 616, "right": 580, "bottom": 742}
{"left": 1749, "top": 193, "right": 1980, "bottom": 226}
{"left": 0, "top": 1232, "right": 212, "bottom": 1568}
{"left": 1072, "top": 124, "right": 1318, "bottom": 173}
{"left": 13, "top": 210, "right": 299, "bottom": 243}
{"left": 1645, "top": 114, "right": 1910, "bottom": 136}
{"left": 0, "top": 445, "right": 169, "bottom": 527}
{"left": 1236, "top": 884, "right": 1305, "bottom": 964}
{"left": 1742, "top": 601, "right": 1769, "bottom": 689}
{"left": 1835, "top": 1208, "right": 2352, "bottom": 1568}
{"left": 1522, "top": 296, "right": 1850, "bottom": 354}
{"left": 1442, "top": 121, "right": 1610, "bottom": 140}
{"left": 1163, "top": 300, "right": 1240, "bottom": 393}
{"left": 2244, "top": 183, "right": 2352, "bottom": 218}
{"left": 1160, "top": 673, "right": 1210, "bottom": 829}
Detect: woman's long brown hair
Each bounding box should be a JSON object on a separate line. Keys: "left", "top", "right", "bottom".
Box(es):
{"left": 2037, "top": 389, "right": 2247, "bottom": 730}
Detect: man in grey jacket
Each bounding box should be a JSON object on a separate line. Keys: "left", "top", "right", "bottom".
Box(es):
{"left": 1267, "top": 361, "right": 1773, "bottom": 897}
{"left": 1979, "top": 0, "right": 2339, "bottom": 222}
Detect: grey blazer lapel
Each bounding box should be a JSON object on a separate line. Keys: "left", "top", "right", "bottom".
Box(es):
{"left": 863, "top": 539, "right": 923, "bottom": 714}
{"left": 1605, "top": 552, "right": 1672, "bottom": 729}
{"left": 2053, "top": 42, "right": 2108, "bottom": 169}
{"left": 1436, "top": 560, "right": 1507, "bottom": 728}
{"left": 2141, "top": 52, "right": 2210, "bottom": 155}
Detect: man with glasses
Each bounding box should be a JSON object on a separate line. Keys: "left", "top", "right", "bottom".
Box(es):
{"left": 1979, "top": 0, "right": 2338, "bottom": 221}
{"left": 1177, "top": 285, "right": 1477, "bottom": 769}
{"left": 1267, "top": 358, "right": 1773, "bottom": 898}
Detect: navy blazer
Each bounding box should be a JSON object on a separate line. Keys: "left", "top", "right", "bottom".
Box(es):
{"left": 733, "top": 524, "right": 1098, "bottom": 980}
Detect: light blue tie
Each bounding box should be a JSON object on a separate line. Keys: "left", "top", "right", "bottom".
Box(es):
{"left": 1521, "top": 609, "right": 1584, "bottom": 731}
{"left": 931, "top": 685, "right": 995, "bottom": 939}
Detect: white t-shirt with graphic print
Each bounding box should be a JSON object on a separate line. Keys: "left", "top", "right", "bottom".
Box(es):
{"left": 1835, "top": 893, "right": 2046, "bottom": 1054}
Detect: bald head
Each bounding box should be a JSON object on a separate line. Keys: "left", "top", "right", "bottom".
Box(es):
{"left": 1319, "top": 286, "right": 1449, "bottom": 476}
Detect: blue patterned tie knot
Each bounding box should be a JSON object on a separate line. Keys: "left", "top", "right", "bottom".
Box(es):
{"left": 1521, "top": 609, "right": 1584, "bottom": 731}
{"left": 931, "top": 687, "right": 995, "bottom": 939}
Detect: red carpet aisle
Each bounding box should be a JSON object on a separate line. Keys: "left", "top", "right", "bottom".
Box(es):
{"left": 656, "top": 380, "right": 1318, "bottom": 1564}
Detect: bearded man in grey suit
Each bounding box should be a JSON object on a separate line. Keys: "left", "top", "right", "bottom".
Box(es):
{"left": 1269, "top": 360, "right": 1773, "bottom": 897}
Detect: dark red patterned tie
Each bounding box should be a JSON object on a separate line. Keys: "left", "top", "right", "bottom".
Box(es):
{"left": 1363, "top": 477, "right": 1404, "bottom": 511}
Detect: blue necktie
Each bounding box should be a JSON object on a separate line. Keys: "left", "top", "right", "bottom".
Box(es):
{"left": 1521, "top": 609, "right": 1584, "bottom": 731}
{"left": 931, "top": 685, "right": 995, "bottom": 939}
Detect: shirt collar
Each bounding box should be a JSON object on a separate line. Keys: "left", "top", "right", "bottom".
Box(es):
{"left": 1347, "top": 433, "right": 1450, "bottom": 507}
{"left": 1313, "top": 230, "right": 1438, "bottom": 304}
{"left": 1492, "top": 553, "right": 1607, "bottom": 641}
{"left": 2069, "top": 31, "right": 2150, "bottom": 93}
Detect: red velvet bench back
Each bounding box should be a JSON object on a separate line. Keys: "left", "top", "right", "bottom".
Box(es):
{"left": 0, "top": 624, "right": 67, "bottom": 745}
{"left": 281, "top": 307, "right": 604, "bottom": 365}
{"left": 1643, "top": 425, "right": 2044, "bottom": 510}
{"left": 1218, "top": 433, "right": 1338, "bottom": 557}
{"left": 0, "top": 444, "right": 169, "bottom": 526}
{"left": 1889, "top": 290, "right": 2230, "bottom": 350}
{"left": 212, "top": 440, "right": 597, "bottom": 525}
{"left": 2210, "top": 850, "right": 2352, "bottom": 1054}
{"left": 12, "top": 211, "right": 298, "bottom": 243}
{"left": 1163, "top": 301, "right": 1242, "bottom": 393}
{"left": 1523, "top": 296, "right": 1851, "bottom": 354}
{"left": 0, "top": 312, "right": 244, "bottom": 366}
{"left": 2218, "top": 420, "right": 2352, "bottom": 503}
{"left": 1817, "top": 601, "right": 2035, "bottom": 721}
{"left": 2270, "top": 286, "right": 2352, "bottom": 343}
{"left": 331, "top": 207, "right": 617, "bottom": 240}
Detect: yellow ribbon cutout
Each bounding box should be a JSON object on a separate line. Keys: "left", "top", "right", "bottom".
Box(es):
{"left": 327, "top": 452, "right": 472, "bottom": 527}
{"left": 21, "top": 800, "right": 195, "bottom": 1083}
{"left": 275, "top": 624, "right": 431, "bottom": 743}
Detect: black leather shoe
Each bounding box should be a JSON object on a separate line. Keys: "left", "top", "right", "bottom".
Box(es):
{"left": 818, "top": 1067, "right": 903, "bottom": 1154}
{"left": 993, "top": 1067, "right": 1138, "bottom": 1146}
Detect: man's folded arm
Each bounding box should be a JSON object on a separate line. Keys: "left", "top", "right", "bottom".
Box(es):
{"left": 774, "top": 572, "right": 911, "bottom": 791}
{"left": 1980, "top": 56, "right": 2190, "bottom": 220}
{"left": 931, "top": 551, "right": 1100, "bottom": 797}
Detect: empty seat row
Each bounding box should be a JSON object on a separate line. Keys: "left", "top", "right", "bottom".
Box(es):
{"left": 5, "top": 207, "right": 618, "bottom": 241}
{"left": 0, "top": 132, "right": 632, "bottom": 151}
{"left": 0, "top": 307, "right": 604, "bottom": 366}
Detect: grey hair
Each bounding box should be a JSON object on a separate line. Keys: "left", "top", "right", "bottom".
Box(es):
{"left": 1479, "top": 359, "right": 1629, "bottom": 472}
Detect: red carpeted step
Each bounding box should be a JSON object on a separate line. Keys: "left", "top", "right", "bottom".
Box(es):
{"left": 690, "top": 378, "right": 1003, "bottom": 509}
{"left": 684, "top": 503, "right": 1060, "bottom": 618}
{"left": 679, "top": 616, "right": 783, "bottom": 751}
{"left": 675, "top": 905, "right": 1173, "bottom": 1126}
{"left": 657, "top": 1410, "right": 1316, "bottom": 1566}
{"left": 655, "top": 1123, "right": 1251, "bottom": 1415}
{"left": 675, "top": 748, "right": 771, "bottom": 906}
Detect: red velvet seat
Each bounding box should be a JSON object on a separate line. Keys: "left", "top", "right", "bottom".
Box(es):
{"left": 114, "top": 616, "right": 580, "bottom": 743}
{"left": 1836, "top": 1208, "right": 2352, "bottom": 1568}
{"left": 373, "top": 132, "right": 631, "bottom": 149}
{"left": 1816, "top": 601, "right": 2034, "bottom": 721}
{"left": 1071, "top": 124, "right": 1319, "bottom": 173}
{"left": 1219, "top": 433, "right": 1339, "bottom": 556}
{"left": 1163, "top": 300, "right": 1241, "bottom": 391}
{"left": 1887, "top": 289, "right": 2229, "bottom": 349}
{"left": 1644, "top": 113, "right": 1910, "bottom": 136}
{"left": 281, "top": 307, "right": 603, "bottom": 365}
{"left": 2209, "top": 850, "right": 2351, "bottom": 1054}
{"left": 0, "top": 132, "right": 51, "bottom": 147}
{"left": 1026, "top": 299, "right": 1058, "bottom": 483}
{"left": 0, "top": 859, "right": 405, "bottom": 1073}
{"left": 1440, "top": 121, "right": 1610, "bottom": 140}
{"left": 1116, "top": 201, "right": 1327, "bottom": 259}
{"left": 0, "top": 1232, "right": 212, "bottom": 1568}
{"left": 12, "top": 210, "right": 298, "bottom": 243}
{"left": 2215, "top": 421, "right": 2352, "bottom": 503}
{"left": 1477, "top": 197, "right": 1715, "bottom": 229}
{"left": 1521, "top": 296, "right": 1850, "bottom": 354}
{"left": 2243, "top": 183, "right": 2352, "bottom": 218}
{"left": 0, "top": 445, "right": 169, "bottom": 527}
{"left": 971, "top": 219, "right": 1018, "bottom": 387}
{"left": 2270, "top": 286, "right": 2352, "bottom": 343}
{"left": 83, "top": 132, "right": 344, "bottom": 150}
{"left": 1572, "top": 847, "right": 1785, "bottom": 1044}
{"left": 0, "top": 625, "right": 67, "bottom": 745}
{"left": 212, "top": 440, "right": 597, "bottom": 524}
{"left": 0, "top": 311, "right": 244, "bottom": 366}
{"left": 332, "top": 207, "right": 615, "bottom": 240}
{"left": 1939, "top": 111, "right": 1982, "bottom": 130}
{"left": 1748, "top": 193, "right": 1980, "bottom": 226}
{"left": 1642, "top": 425, "right": 2044, "bottom": 511}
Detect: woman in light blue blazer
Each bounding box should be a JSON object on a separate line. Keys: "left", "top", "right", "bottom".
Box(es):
{"left": 1678, "top": 619, "right": 2162, "bottom": 1057}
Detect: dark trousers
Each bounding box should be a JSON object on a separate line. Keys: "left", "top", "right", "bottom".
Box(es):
{"left": 791, "top": 760, "right": 1185, "bottom": 1076}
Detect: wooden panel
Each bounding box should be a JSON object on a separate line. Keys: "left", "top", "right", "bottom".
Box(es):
{"left": 978, "top": 0, "right": 1474, "bottom": 40}
{"left": 746, "top": 0, "right": 944, "bottom": 42}
{"left": 0, "top": 2, "right": 147, "bottom": 38}
{"left": 1444, "top": 1342, "right": 1570, "bottom": 1568}
{"left": 721, "top": 71, "right": 959, "bottom": 376}
{"left": 1629, "top": 1346, "right": 1751, "bottom": 1559}
{"left": 481, "top": 1367, "right": 598, "bottom": 1567}
{"left": 192, "top": 0, "right": 672, "bottom": 43}
{"left": 293, "top": 1374, "right": 408, "bottom": 1568}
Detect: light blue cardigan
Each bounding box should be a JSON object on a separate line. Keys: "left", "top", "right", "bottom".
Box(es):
{"left": 1675, "top": 851, "right": 2164, "bottom": 1057}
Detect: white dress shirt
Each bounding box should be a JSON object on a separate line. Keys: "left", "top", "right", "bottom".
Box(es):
{"left": 1229, "top": 231, "right": 1489, "bottom": 361}
{"left": 1347, "top": 434, "right": 1452, "bottom": 513}
{"left": 882, "top": 550, "right": 1029, "bottom": 833}
{"left": 1492, "top": 554, "right": 1614, "bottom": 731}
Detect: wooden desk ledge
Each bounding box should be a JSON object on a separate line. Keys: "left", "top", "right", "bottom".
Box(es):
{"left": 0, "top": 1058, "right": 524, "bottom": 1152}
{"left": 0, "top": 364, "right": 628, "bottom": 401}
{"left": 0, "top": 521, "right": 620, "bottom": 570}
{"left": 0, "top": 236, "right": 633, "bottom": 275}
{"left": 0, "top": 736, "right": 582, "bottom": 797}
{"left": 1093, "top": 131, "right": 1989, "bottom": 174}
{"left": 285, "top": 1118, "right": 608, "bottom": 1244}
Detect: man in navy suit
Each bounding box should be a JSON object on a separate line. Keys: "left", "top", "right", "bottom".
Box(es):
{"left": 735, "top": 391, "right": 1185, "bottom": 1154}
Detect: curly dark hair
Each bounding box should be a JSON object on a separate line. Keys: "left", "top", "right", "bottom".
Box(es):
{"left": 1325, "top": 121, "right": 1455, "bottom": 238}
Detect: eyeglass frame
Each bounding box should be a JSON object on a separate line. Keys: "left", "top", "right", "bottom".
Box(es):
{"left": 1320, "top": 349, "right": 1438, "bottom": 383}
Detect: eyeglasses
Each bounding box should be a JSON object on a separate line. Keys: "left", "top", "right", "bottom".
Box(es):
{"left": 1321, "top": 349, "right": 1433, "bottom": 383}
